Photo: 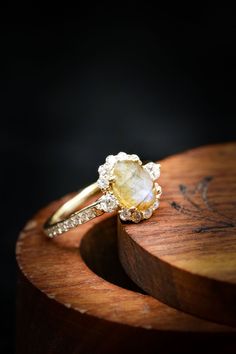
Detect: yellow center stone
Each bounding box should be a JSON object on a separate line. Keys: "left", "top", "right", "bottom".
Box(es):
{"left": 112, "top": 161, "right": 157, "bottom": 211}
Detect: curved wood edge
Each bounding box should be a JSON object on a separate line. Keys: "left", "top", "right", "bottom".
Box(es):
{"left": 118, "top": 219, "right": 236, "bottom": 328}
{"left": 16, "top": 193, "right": 236, "bottom": 353}
{"left": 118, "top": 143, "right": 236, "bottom": 327}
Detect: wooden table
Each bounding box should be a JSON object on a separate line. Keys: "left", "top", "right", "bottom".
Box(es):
{"left": 16, "top": 143, "right": 236, "bottom": 353}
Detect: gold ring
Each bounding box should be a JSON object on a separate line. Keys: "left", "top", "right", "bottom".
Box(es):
{"left": 44, "top": 152, "right": 162, "bottom": 238}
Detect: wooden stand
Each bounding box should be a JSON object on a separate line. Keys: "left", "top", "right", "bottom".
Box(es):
{"left": 118, "top": 143, "right": 236, "bottom": 328}
{"left": 16, "top": 174, "right": 236, "bottom": 353}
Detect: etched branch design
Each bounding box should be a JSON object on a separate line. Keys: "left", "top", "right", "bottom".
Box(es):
{"left": 170, "top": 176, "right": 235, "bottom": 233}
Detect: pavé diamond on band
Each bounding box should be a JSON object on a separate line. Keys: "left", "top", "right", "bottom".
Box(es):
{"left": 44, "top": 152, "right": 162, "bottom": 238}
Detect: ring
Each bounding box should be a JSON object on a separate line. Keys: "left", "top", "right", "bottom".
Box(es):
{"left": 44, "top": 152, "right": 162, "bottom": 238}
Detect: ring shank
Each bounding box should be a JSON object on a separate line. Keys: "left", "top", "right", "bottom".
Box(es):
{"left": 48, "top": 182, "right": 100, "bottom": 225}
{"left": 44, "top": 182, "right": 102, "bottom": 237}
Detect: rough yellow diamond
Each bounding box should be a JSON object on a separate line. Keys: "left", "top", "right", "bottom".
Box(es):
{"left": 112, "top": 161, "right": 156, "bottom": 211}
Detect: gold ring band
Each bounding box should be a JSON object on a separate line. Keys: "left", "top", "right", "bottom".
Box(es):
{"left": 44, "top": 152, "right": 162, "bottom": 238}
{"left": 44, "top": 183, "right": 103, "bottom": 238}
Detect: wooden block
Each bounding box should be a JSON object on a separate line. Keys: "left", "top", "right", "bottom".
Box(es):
{"left": 16, "top": 192, "right": 235, "bottom": 354}
{"left": 118, "top": 143, "right": 236, "bottom": 327}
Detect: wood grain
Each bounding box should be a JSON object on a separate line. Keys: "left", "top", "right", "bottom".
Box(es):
{"left": 118, "top": 142, "right": 236, "bottom": 327}
{"left": 16, "top": 190, "right": 236, "bottom": 354}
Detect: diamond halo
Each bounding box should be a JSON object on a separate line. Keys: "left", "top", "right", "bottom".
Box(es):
{"left": 96, "top": 152, "right": 161, "bottom": 223}
{"left": 44, "top": 152, "right": 162, "bottom": 238}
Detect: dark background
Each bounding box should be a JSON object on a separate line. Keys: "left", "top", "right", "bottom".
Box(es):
{"left": 1, "top": 6, "right": 236, "bottom": 352}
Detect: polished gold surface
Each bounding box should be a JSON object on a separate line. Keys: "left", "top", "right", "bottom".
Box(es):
{"left": 44, "top": 152, "right": 161, "bottom": 238}
{"left": 48, "top": 182, "right": 99, "bottom": 225}
{"left": 44, "top": 182, "right": 102, "bottom": 238}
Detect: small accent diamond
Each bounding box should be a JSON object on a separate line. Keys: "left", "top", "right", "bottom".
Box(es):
{"left": 155, "top": 183, "right": 162, "bottom": 197}
{"left": 79, "top": 212, "right": 89, "bottom": 224}
{"left": 98, "top": 163, "right": 111, "bottom": 176}
{"left": 130, "top": 210, "right": 142, "bottom": 223}
{"left": 144, "top": 162, "right": 161, "bottom": 180}
{"left": 71, "top": 214, "right": 81, "bottom": 225}
{"left": 97, "top": 177, "right": 109, "bottom": 189}
{"left": 143, "top": 208, "right": 153, "bottom": 219}
{"left": 97, "top": 162, "right": 112, "bottom": 190}
{"left": 117, "top": 152, "right": 128, "bottom": 160}
{"left": 152, "top": 200, "right": 160, "bottom": 210}
{"left": 98, "top": 194, "right": 118, "bottom": 212}
{"left": 119, "top": 208, "right": 131, "bottom": 221}
{"left": 129, "top": 154, "right": 140, "bottom": 162}
{"left": 85, "top": 208, "right": 96, "bottom": 219}
{"left": 105, "top": 155, "right": 116, "bottom": 165}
